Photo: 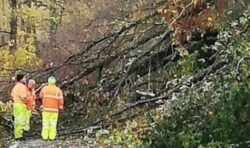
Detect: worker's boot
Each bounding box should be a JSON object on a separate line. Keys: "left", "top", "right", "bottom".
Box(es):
{"left": 7, "top": 115, "right": 14, "bottom": 130}
{"left": 15, "top": 136, "right": 26, "bottom": 141}
{"left": 23, "top": 130, "right": 31, "bottom": 138}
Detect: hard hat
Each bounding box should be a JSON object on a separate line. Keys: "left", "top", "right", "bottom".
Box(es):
{"left": 28, "top": 79, "right": 36, "bottom": 85}
{"left": 48, "top": 76, "right": 56, "bottom": 85}
{"left": 28, "top": 79, "right": 36, "bottom": 88}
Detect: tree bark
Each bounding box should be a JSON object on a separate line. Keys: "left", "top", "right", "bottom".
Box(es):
{"left": 9, "top": 0, "right": 17, "bottom": 51}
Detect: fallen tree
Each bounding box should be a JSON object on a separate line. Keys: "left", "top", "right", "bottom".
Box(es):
{"left": 1, "top": 1, "right": 250, "bottom": 145}
{"left": 54, "top": 13, "right": 250, "bottom": 136}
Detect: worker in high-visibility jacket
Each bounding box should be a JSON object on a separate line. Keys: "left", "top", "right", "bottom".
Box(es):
{"left": 11, "top": 74, "right": 28, "bottom": 140}
{"left": 24, "top": 79, "right": 37, "bottom": 132}
{"left": 39, "top": 76, "right": 64, "bottom": 140}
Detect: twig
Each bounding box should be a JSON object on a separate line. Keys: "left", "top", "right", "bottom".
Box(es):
{"left": 236, "top": 56, "right": 250, "bottom": 73}
{"left": 0, "top": 30, "right": 10, "bottom": 34}
{"left": 108, "top": 30, "right": 171, "bottom": 106}
{"left": 111, "top": 61, "right": 227, "bottom": 118}
{"left": 0, "top": 43, "right": 8, "bottom": 48}
{"left": 168, "top": 0, "right": 194, "bottom": 29}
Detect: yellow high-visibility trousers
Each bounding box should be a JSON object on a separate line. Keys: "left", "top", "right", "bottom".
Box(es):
{"left": 13, "top": 103, "right": 27, "bottom": 139}
{"left": 24, "top": 110, "right": 32, "bottom": 131}
{"left": 41, "top": 111, "right": 58, "bottom": 140}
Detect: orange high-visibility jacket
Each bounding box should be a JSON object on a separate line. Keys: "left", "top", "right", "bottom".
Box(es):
{"left": 11, "top": 82, "right": 28, "bottom": 103}
{"left": 26, "top": 88, "right": 36, "bottom": 110}
{"left": 40, "top": 85, "right": 64, "bottom": 112}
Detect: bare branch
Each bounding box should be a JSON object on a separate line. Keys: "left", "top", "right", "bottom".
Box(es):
{"left": 0, "top": 30, "right": 10, "bottom": 34}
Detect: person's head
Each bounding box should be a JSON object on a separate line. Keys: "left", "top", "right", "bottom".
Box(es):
{"left": 48, "top": 76, "right": 56, "bottom": 85}
{"left": 27, "top": 79, "right": 36, "bottom": 89}
{"left": 16, "top": 74, "right": 26, "bottom": 84}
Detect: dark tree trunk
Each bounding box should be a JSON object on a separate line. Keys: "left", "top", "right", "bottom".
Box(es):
{"left": 48, "top": 0, "right": 57, "bottom": 61}
{"left": 9, "top": 0, "right": 17, "bottom": 51}
{"left": 26, "top": 0, "right": 32, "bottom": 34}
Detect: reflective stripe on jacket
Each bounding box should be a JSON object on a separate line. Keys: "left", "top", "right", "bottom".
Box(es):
{"left": 11, "top": 82, "right": 28, "bottom": 103}
{"left": 40, "top": 85, "right": 63, "bottom": 112}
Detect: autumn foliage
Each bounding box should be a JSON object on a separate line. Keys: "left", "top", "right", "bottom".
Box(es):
{"left": 159, "top": 0, "right": 225, "bottom": 44}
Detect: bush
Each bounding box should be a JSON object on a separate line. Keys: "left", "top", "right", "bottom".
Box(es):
{"left": 142, "top": 76, "right": 250, "bottom": 148}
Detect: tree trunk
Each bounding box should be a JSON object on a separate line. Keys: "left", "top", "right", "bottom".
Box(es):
{"left": 0, "top": 0, "right": 6, "bottom": 45}
{"left": 48, "top": 0, "right": 57, "bottom": 61}
{"left": 9, "top": 0, "right": 17, "bottom": 51}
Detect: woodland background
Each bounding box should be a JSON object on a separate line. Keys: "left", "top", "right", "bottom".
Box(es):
{"left": 0, "top": 0, "right": 250, "bottom": 147}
